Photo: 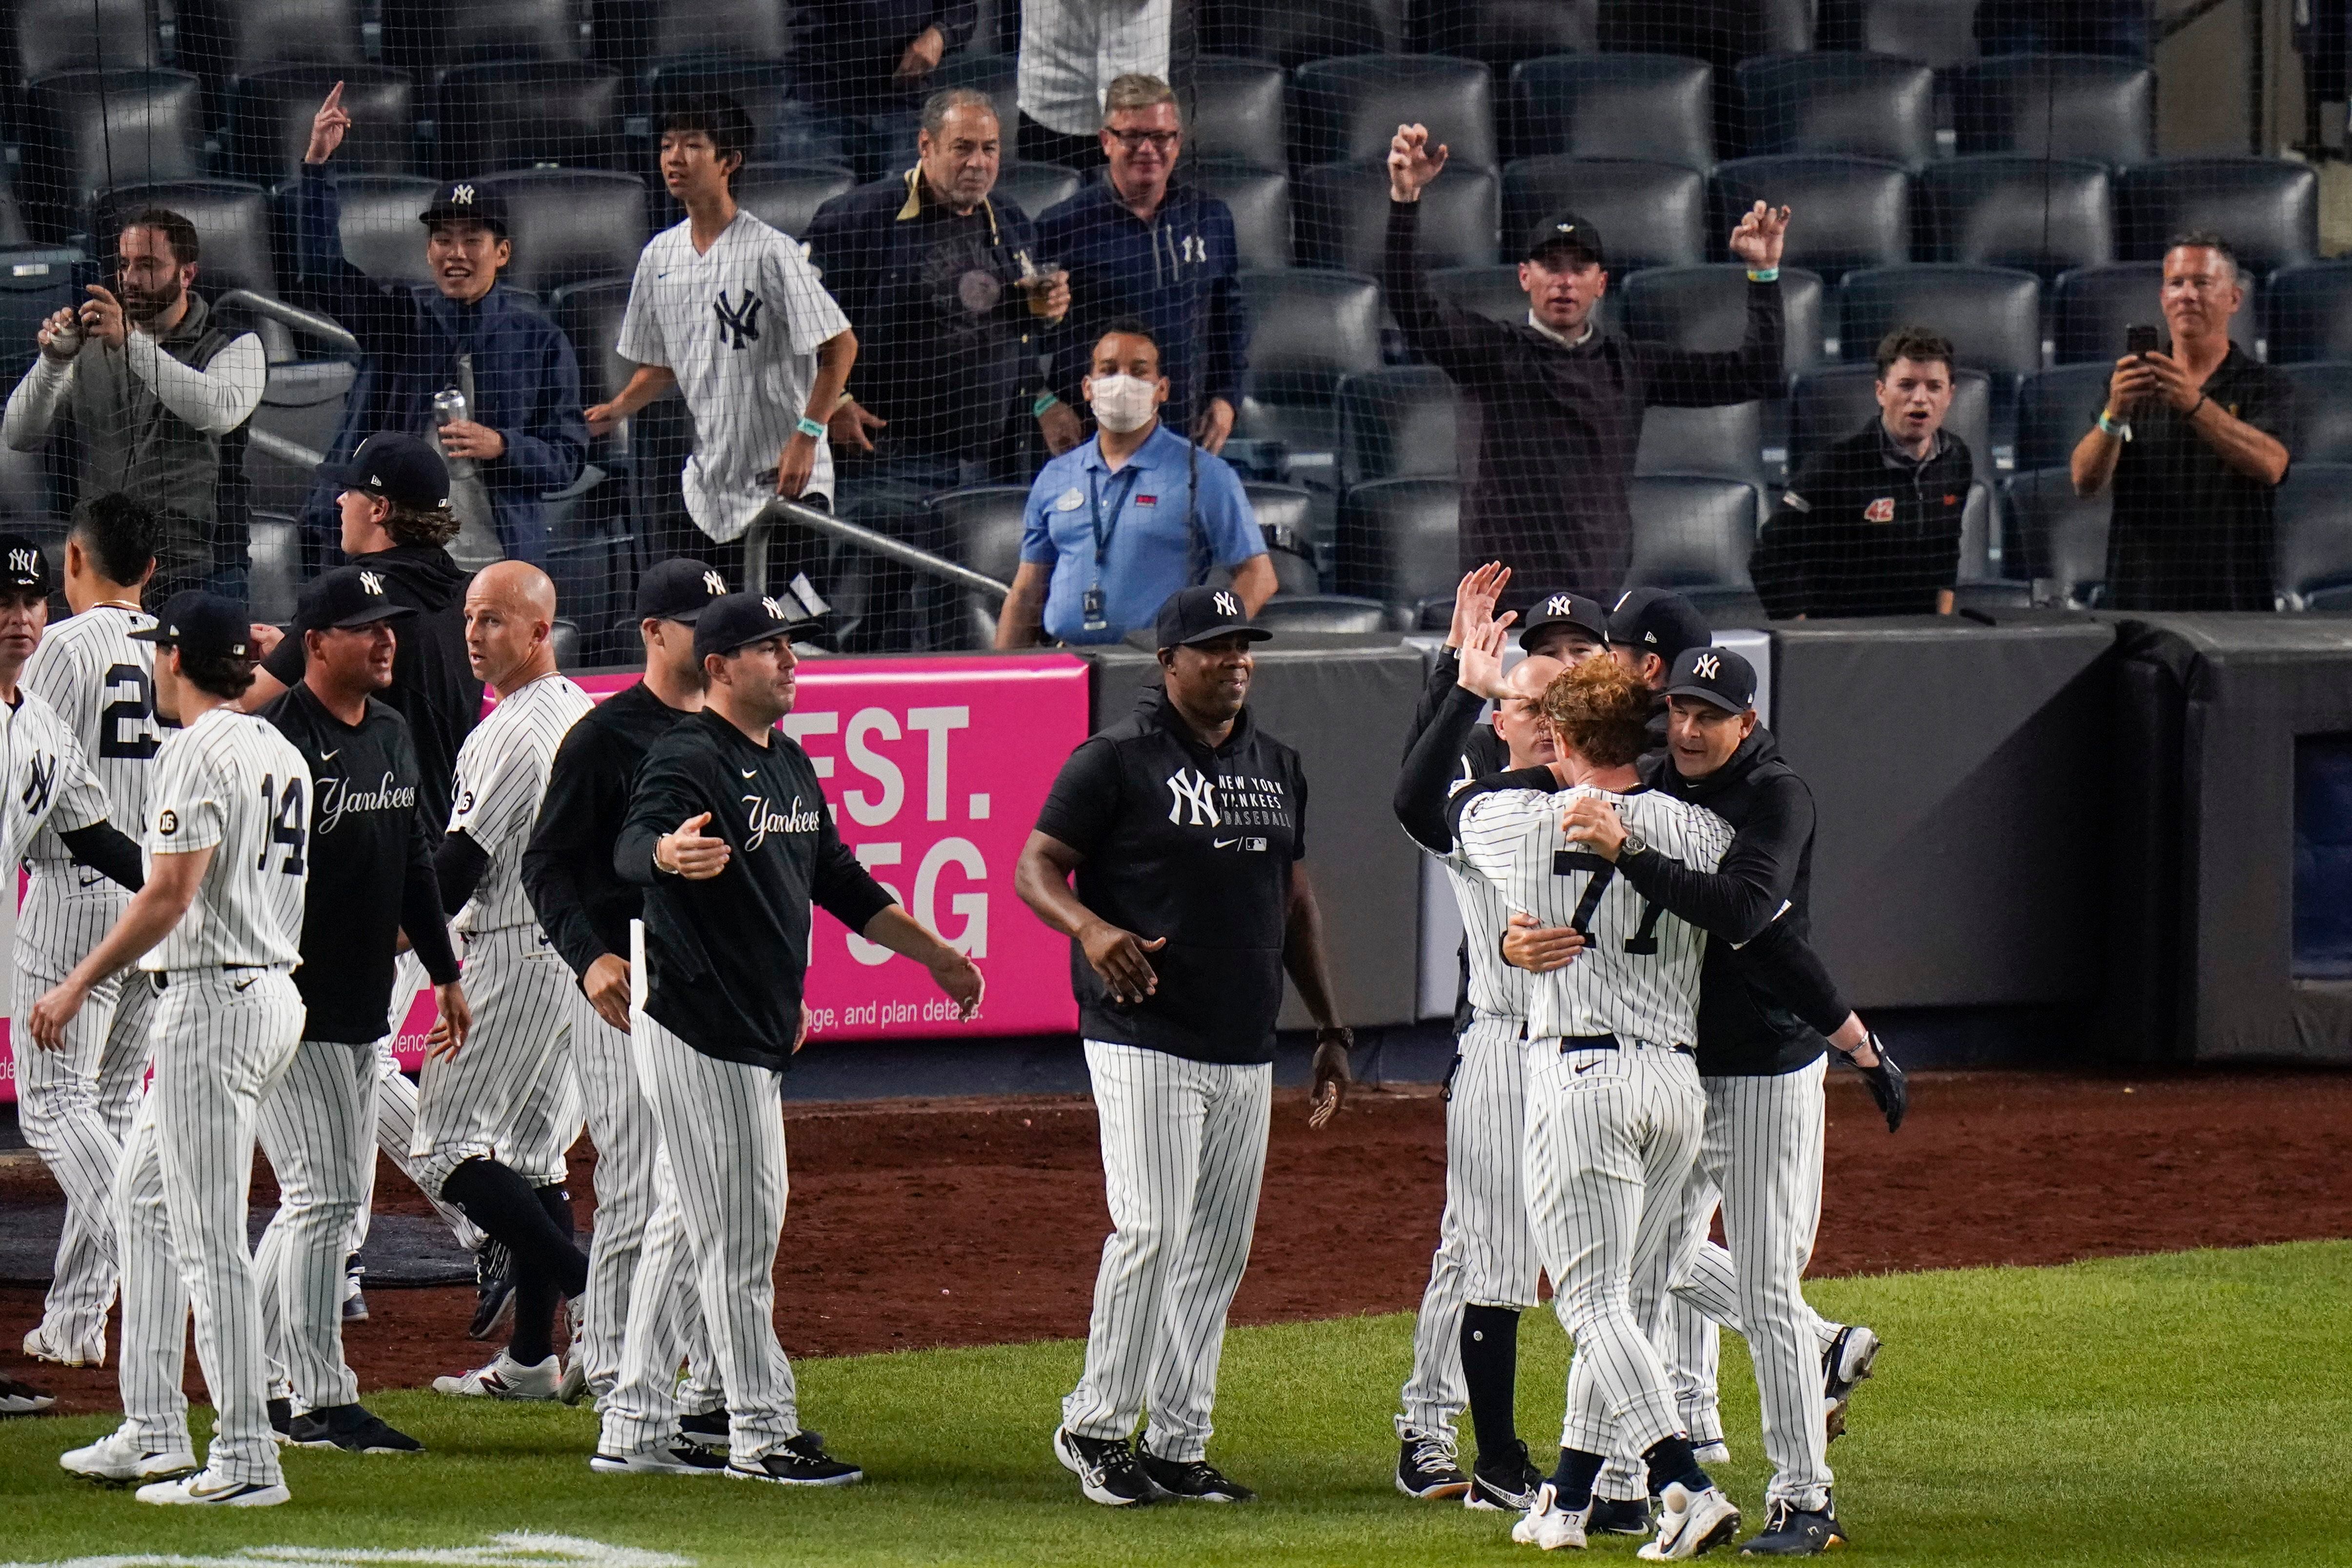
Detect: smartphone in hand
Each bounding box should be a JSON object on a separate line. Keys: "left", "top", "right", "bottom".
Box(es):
{"left": 2125, "top": 323, "right": 2161, "bottom": 359}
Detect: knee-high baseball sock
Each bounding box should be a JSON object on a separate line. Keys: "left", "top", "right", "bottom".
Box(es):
{"left": 504, "top": 1184, "right": 579, "bottom": 1369}
{"left": 440, "top": 1158, "right": 589, "bottom": 1297}
{"left": 1460, "top": 1305, "right": 1522, "bottom": 1466}
{"left": 1548, "top": 1448, "right": 1606, "bottom": 1508}
{"left": 1643, "top": 1434, "right": 1710, "bottom": 1498}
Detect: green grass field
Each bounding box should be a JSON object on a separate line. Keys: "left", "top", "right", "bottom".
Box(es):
{"left": 2, "top": 1242, "right": 2346, "bottom": 1567}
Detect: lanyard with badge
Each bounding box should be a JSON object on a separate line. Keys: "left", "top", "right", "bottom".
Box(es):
{"left": 1083, "top": 466, "right": 1144, "bottom": 632}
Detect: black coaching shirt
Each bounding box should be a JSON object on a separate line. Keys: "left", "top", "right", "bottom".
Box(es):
{"left": 2106, "top": 345, "right": 2295, "bottom": 611}
{"left": 617, "top": 707, "right": 898, "bottom": 1071}
{"left": 261, "top": 682, "right": 460, "bottom": 1042}
{"left": 1034, "top": 685, "right": 1307, "bottom": 1066}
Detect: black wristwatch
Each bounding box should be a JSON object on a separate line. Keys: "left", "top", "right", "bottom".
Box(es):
{"left": 1619, "top": 829, "right": 1650, "bottom": 861}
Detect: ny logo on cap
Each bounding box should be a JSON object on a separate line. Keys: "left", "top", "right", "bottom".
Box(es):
{"left": 703, "top": 570, "right": 726, "bottom": 596}
{"left": 761, "top": 596, "right": 789, "bottom": 621}
{"left": 1545, "top": 594, "right": 1574, "bottom": 616}
{"left": 451, "top": 184, "right": 476, "bottom": 204}
{"left": 1212, "top": 590, "right": 1239, "bottom": 617}
{"left": 358, "top": 570, "right": 384, "bottom": 595}
{"left": 1692, "top": 652, "right": 1722, "bottom": 679}
{"left": 7, "top": 548, "right": 35, "bottom": 576}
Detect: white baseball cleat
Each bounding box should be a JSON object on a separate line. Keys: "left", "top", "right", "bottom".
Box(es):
{"left": 1692, "top": 1439, "right": 1731, "bottom": 1465}
{"left": 432, "top": 1350, "right": 561, "bottom": 1400}
{"left": 23, "top": 1324, "right": 103, "bottom": 1368}
{"left": 1638, "top": 1483, "right": 1742, "bottom": 1560}
{"left": 60, "top": 1428, "right": 198, "bottom": 1484}
{"left": 1511, "top": 1483, "right": 1591, "bottom": 1550}
{"left": 134, "top": 1468, "right": 291, "bottom": 1506}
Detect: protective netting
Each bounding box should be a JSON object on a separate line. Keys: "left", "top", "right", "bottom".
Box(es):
{"left": 1, "top": 0, "right": 2348, "bottom": 655}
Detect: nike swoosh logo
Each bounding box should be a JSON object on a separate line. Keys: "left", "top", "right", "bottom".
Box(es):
{"left": 741, "top": 769, "right": 758, "bottom": 779}
{"left": 1212, "top": 837, "right": 1240, "bottom": 848}
{"left": 320, "top": 750, "right": 338, "bottom": 761}
{"left": 232, "top": 977, "right": 258, "bottom": 992}
{"left": 1572, "top": 1061, "right": 1601, "bottom": 1074}
{"left": 189, "top": 1479, "right": 248, "bottom": 1500}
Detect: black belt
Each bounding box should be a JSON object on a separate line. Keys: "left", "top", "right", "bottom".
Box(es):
{"left": 1516, "top": 1023, "right": 1694, "bottom": 1057}
{"left": 152, "top": 964, "right": 275, "bottom": 992}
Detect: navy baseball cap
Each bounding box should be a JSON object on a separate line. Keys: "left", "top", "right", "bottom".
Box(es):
{"left": 1608, "top": 588, "right": 1713, "bottom": 666}
{"left": 1517, "top": 589, "right": 1608, "bottom": 652}
{"left": 1525, "top": 210, "right": 1605, "bottom": 267}
{"left": 318, "top": 433, "right": 450, "bottom": 511}
{"left": 1155, "top": 585, "right": 1271, "bottom": 650}
{"left": 1665, "top": 645, "right": 1755, "bottom": 714}
{"left": 0, "top": 533, "right": 51, "bottom": 593}
{"left": 637, "top": 557, "right": 728, "bottom": 624}
{"left": 131, "top": 591, "right": 250, "bottom": 662}
{"left": 693, "top": 591, "right": 812, "bottom": 661}
{"left": 419, "top": 178, "right": 510, "bottom": 235}
{"left": 296, "top": 564, "right": 417, "bottom": 635}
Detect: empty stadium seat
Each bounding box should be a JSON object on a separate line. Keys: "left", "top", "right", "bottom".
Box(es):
{"left": 1710, "top": 156, "right": 1910, "bottom": 282}
{"left": 1426, "top": 264, "right": 1537, "bottom": 327}
{"left": 12, "top": 0, "right": 159, "bottom": 79}
{"left": 1183, "top": 57, "right": 1287, "bottom": 172}
{"left": 230, "top": 67, "right": 416, "bottom": 187}
{"left": 549, "top": 277, "right": 635, "bottom": 411}
{"left": 1333, "top": 476, "right": 1460, "bottom": 610}
{"left": 994, "top": 162, "right": 1085, "bottom": 222}
{"left": 636, "top": 60, "right": 808, "bottom": 159}
{"left": 2284, "top": 363, "right": 2352, "bottom": 466}
{"left": 317, "top": 174, "right": 443, "bottom": 285}
{"left": 930, "top": 485, "right": 1029, "bottom": 646}
{"left": 0, "top": 441, "right": 59, "bottom": 524}
{"left": 1949, "top": 54, "right": 2154, "bottom": 165}
{"left": 1737, "top": 53, "right": 1937, "bottom": 170}
{"left": 2277, "top": 462, "right": 2352, "bottom": 608}
{"left": 731, "top": 161, "right": 857, "bottom": 240}
{"left": 1290, "top": 56, "right": 1498, "bottom": 173}
{"left": 1957, "top": 479, "right": 2000, "bottom": 583}
{"left": 1507, "top": 53, "right": 1715, "bottom": 170}
{"left": 1337, "top": 365, "right": 1458, "bottom": 485}
{"left": 1296, "top": 163, "right": 1498, "bottom": 273}
{"left": 2115, "top": 158, "right": 2318, "bottom": 275}
{"left": 1636, "top": 403, "right": 1766, "bottom": 487}
{"left": 1914, "top": 155, "right": 2112, "bottom": 279}
{"left": 249, "top": 512, "right": 302, "bottom": 623}
{"left": 93, "top": 181, "right": 278, "bottom": 298}
{"left": 1625, "top": 474, "right": 1757, "bottom": 597}
{"left": 1250, "top": 594, "right": 1392, "bottom": 631}
{"left": 1501, "top": 158, "right": 1707, "bottom": 274}
{"left": 1236, "top": 483, "right": 1322, "bottom": 596}
{"left": 434, "top": 62, "right": 626, "bottom": 176}
{"left": 1837, "top": 264, "right": 2043, "bottom": 385}
{"left": 1194, "top": 161, "right": 1292, "bottom": 271}
{"left": 0, "top": 195, "right": 27, "bottom": 250}
{"left": 1998, "top": 466, "right": 2109, "bottom": 605}
{"left": 1598, "top": 0, "right": 1813, "bottom": 65}
{"left": 177, "top": 0, "right": 364, "bottom": 82}
{"left": 1618, "top": 262, "right": 1827, "bottom": 378}
{"left": 0, "top": 245, "right": 80, "bottom": 383}
{"left": 1236, "top": 268, "right": 1385, "bottom": 452}
{"left": 1206, "top": 0, "right": 1403, "bottom": 70}
{"left": 382, "top": 0, "right": 583, "bottom": 77}
{"left": 1857, "top": 0, "right": 1982, "bottom": 67}
{"left": 2264, "top": 260, "right": 2352, "bottom": 365}
{"left": 1788, "top": 363, "right": 1992, "bottom": 475}
{"left": 1429, "top": 0, "right": 1599, "bottom": 73}
{"left": 472, "top": 170, "right": 652, "bottom": 297}
{"left": 244, "top": 359, "right": 354, "bottom": 515}
{"left": 628, "top": 0, "right": 790, "bottom": 71}
{"left": 2012, "top": 362, "right": 2113, "bottom": 473}
{"left": 2052, "top": 261, "right": 2261, "bottom": 364}
{"left": 19, "top": 71, "right": 207, "bottom": 234}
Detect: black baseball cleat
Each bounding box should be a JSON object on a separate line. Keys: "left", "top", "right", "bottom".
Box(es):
{"left": 0, "top": 1374, "right": 57, "bottom": 1415}
{"left": 468, "top": 1241, "right": 516, "bottom": 1341}
{"left": 591, "top": 1444, "right": 726, "bottom": 1476}
{"left": 1823, "top": 1325, "right": 1880, "bottom": 1442}
{"left": 287, "top": 1403, "right": 422, "bottom": 1453}
{"left": 724, "top": 1431, "right": 862, "bottom": 1486}
{"left": 1463, "top": 1438, "right": 1543, "bottom": 1511}
{"left": 1138, "top": 1451, "right": 1255, "bottom": 1503}
{"left": 1395, "top": 1427, "right": 1470, "bottom": 1499}
{"left": 1053, "top": 1425, "right": 1153, "bottom": 1507}
{"left": 1589, "top": 1495, "right": 1654, "bottom": 1534}
{"left": 678, "top": 1409, "right": 732, "bottom": 1449}
{"left": 1741, "top": 1498, "right": 1848, "bottom": 1555}
{"left": 267, "top": 1397, "right": 293, "bottom": 1442}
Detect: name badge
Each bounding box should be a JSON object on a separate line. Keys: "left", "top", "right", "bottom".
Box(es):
{"left": 1055, "top": 487, "right": 1086, "bottom": 512}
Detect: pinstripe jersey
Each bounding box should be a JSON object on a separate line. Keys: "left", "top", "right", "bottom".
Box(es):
{"left": 0, "top": 687, "right": 109, "bottom": 871}
{"left": 1456, "top": 783, "right": 1734, "bottom": 1046}
{"left": 1442, "top": 770, "right": 1530, "bottom": 1021}
{"left": 140, "top": 705, "right": 310, "bottom": 972}
{"left": 446, "top": 671, "right": 593, "bottom": 936}
{"left": 18, "top": 604, "right": 159, "bottom": 969}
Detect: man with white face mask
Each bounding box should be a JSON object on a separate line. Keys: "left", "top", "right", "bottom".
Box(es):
{"left": 995, "top": 321, "right": 1274, "bottom": 648}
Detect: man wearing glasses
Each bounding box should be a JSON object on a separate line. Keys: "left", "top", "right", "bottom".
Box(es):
{"left": 1036, "top": 74, "right": 1248, "bottom": 457}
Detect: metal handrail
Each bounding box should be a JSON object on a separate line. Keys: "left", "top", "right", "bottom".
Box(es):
{"left": 213, "top": 290, "right": 361, "bottom": 356}
{"left": 246, "top": 427, "right": 326, "bottom": 470}
{"left": 750, "top": 495, "right": 1010, "bottom": 602}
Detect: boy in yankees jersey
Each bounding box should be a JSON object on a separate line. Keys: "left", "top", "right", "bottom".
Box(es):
{"left": 418, "top": 561, "right": 596, "bottom": 1401}
{"left": 1450, "top": 657, "right": 1742, "bottom": 1559}
{"left": 12, "top": 498, "right": 162, "bottom": 1372}
{"left": 35, "top": 593, "right": 310, "bottom": 1506}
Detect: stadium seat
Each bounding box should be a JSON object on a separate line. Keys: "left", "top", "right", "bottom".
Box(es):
{"left": 0, "top": 441, "right": 59, "bottom": 524}
{"left": 1290, "top": 56, "right": 1497, "bottom": 174}
{"left": 244, "top": 359, "right": 355, "bottom": 516}
{"left": 1426, "top": 264, "right": 1537, "bottom": 327}
{"left": 316, "top": 174, "right": 443, "bottom": 285}
{"left": 628, "top": 0, "right": 791, "bottom": 71}
{"left": 549, "top": 278, "right": 635, "bottom": 412}
{"left": 1249, "top": 594, "right": 1392, "bottom": 632}
{"left": 1500, "top": 158, "right": 1707, "bottom": 274}
{"left": 471, "top": 170, "right": 652, "bottom": 297}
{"left": 12, "top": 0, "right": 159, "bottom": 79}
{"left": 0, "top": 195, "right": 27, "bottom": 250}
{"left": 1332, "top": 476, "right": 1460, "bottom": 610}
{"left": 1427, "top": 0, "right": 1599, "bottom": 74}
{"left": 930, "top": 485, "right": 1030, "bottom": 646}
{"left": 2283, "top": 363, "right": 2352, "bottom": 466}
{"left": 0, "top": 245, "right": 80, "bottom": 383}
{"left": 2264, "top": 260, "right": 2352, "bottom": 365}
{"left": 1236, "top": 268, "right": 1385, "bottom": 452}
{"left": 1636, "top": 403, "right": 1765, "bottom": 487}
{"left": 435, "top": 63, "right": 627, "bottom": 176}
{"left": 1710, "top": 156, "right": 1910, "bottom": 282}
{"left": 382, "top": 0, "right": 583, "bottom": 77}
{"left": 1736, "top": 53, "right": 1937, "bottom": 170}
{"left": 1237, "top": 483, "right": 1322, "bottom": 595}
{"left": 2115, "top": 158, "right": 2318, "bottom": 275}
{"left": 1949, "top": 54, "right": 2155, "bottom": 165}
{"left": 1998, "top": 466, "right": 2109, "bottom": 606}
{"left": 994, "top": 163, "right": 1085, "bottom": 223}
{"left": 1205, "top": 0, "right": 1403, "bottom": 70}
{"left": 1194, "top": 161, "right": 1293, "bottom": 271}
{"left": 1837, "top": 264, "right": 2042, "bottom": 386}
{"left": 18, "top": 70, "right": 207, "bottom": 234}
{"left": 731, "top": 161, "right": 858, "bottom": 241}
{"left": 1183, "top": 57, "right": 1287, "bottom": 172}
{"left": 1618, "top": 262, "right": 1828, "bottom": 378}
{"left": 92, "top": 181, "right": 277, "bottom": 299}
{"left": 1856, "top": 0, "right": 1982, "bottom": 68}
{"left": 176, "top": 0, "right": 364, "bottom": 83}
{"left": 1507, "top": 53, "right": 1715, "bottom": 171}
{"left": 1914, "top": 155, "right": 2112, "bottom": 280}
{"left": 1625, "top": 474, "right": 1758, "bottom": 600}
{"left": 2052, "top": 261, "right": 2261, "bottom": 364}
{"left": 1337, "top": 365, "right": 1458, "bottom": 486}
{"left": 2012, "top": 362, "right": 2113, "bottom": 473}
{"left": 246, "top": 513, "right": 302, "bottom": 623}
{"left": 2276, "top": 461, "right": 2352, "bottom": 608}
{"left": 227, "top": 66, "right": 416, "bottom": 184}
{"left": 1597, "top": 0, "right": 1813, "bottom": 66}
{"left": 1788, "top": 363, "right": 1992, "bottom": 475}
{"left": 1295, "top": 163, "right": 1498, "bottom": 273}
{"left": 635, "top": 60, "right": 807, "bottom": 159}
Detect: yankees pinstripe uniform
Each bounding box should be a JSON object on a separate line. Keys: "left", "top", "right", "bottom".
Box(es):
{"left": 110, "top": 704, "right": 310, "bottom": 1496}
{"left": 14, "top": 604, "right": 159, "bottom": 1364}
{"left": 617, "top": 211, "right": 853, "bottom": 540}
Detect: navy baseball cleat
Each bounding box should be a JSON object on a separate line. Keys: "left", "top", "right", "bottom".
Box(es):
{"left": 1464, "top": 1438, "right": 1544, "bottom": 1511}
{"left": 1823, "top": 1325, "right": 1880, "bottom": 1441}
{"left": 1740, "top": 1498, "right": 1847, "bottom": 1555}
{"left": 725, "top": 1432, "right": 862, "bottom": 1486}
{"left": 1395, "top": 1427, "right": 1470, "bottom": 1499}
{"left": 1139, "top": 1451, "right": 1255, "bottom": 1503}
{"left": 468, "top": 1241, "right": 516, "bottom": 1341}
{"left": 1590, "top": 1495, "right": 1656, "bottom": 1534}
{"left": 1054, "top": 1426, "right": 1152, "bottom": 1506}
{"left": 287, "top": 1403, "right": 422, "bottom": 1453}
{"left": 678, "top": 1409, "right": 731, "bottom": 1449}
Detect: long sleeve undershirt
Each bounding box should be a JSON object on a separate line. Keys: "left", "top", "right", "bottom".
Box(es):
{"left": 2, "top": 330, "right": 266, "bottom": 450}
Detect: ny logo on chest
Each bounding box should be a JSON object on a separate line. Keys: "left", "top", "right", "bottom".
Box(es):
{"left": 714, "top": 290, "right": 764, "bottom": 350}
{"left": 20, "top": 751, "right": 57, "bottom": 816}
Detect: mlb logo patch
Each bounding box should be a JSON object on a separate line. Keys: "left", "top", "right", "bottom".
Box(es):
{"left": 1864, "top": 497, "right": 1896, "bottom": 523}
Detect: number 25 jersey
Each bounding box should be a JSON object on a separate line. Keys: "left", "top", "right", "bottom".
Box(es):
{"left": 141, "top": 706, "right": 311, "bottom": 973}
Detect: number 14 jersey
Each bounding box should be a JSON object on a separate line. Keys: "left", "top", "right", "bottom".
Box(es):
{"left": 141, "top": 706, "right": 311, "bottom": 973}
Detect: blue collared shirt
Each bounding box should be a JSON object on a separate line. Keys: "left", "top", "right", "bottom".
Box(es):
{"left": 1019, "top": 423, "right": 1266, "bottom": 645}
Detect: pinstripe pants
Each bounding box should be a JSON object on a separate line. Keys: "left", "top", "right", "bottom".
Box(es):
{"left": 345, "top": 953, "right": 483, "bottom": 1260}
{"left": 114, "top": 970, "right": 304, "bottom": 1488}
{"left": 12, "top": 960, "right": 153, "bottom": 1358}
{"left": 1396, "top": 1013, "right": 1543, "bottom": 1440}
{"left": 413, "top": 928, "right": 578, "bottom": 1197}
{"left": 1061, "top": 1041, "right": 1272, "bottom": 1463}
{"left": 1522, "top": 1040, "right": 1704, "bottom": 1460}
{"left": 254, "top": 1038, "right": 375, "bottom": 1411}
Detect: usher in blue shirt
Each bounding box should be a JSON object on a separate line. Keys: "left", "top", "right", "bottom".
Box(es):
{"left": 1019, "top": 423, "right": 1266, "bottom": 645}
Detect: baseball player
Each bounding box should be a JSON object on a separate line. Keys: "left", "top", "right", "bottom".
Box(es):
{"left": 595, "top": 592, "right": 980, "bottom": 1481}
{"left": 1449, "top": 655, "right": 1742, "bottom": 1558}
{"left": 250, "top": 565, "right": 470, "bottom": 1453}
{"left": 416, "top": 560, "right": 596, "bottom": 1400}
{"left": 13, "top": 497, "right": 163, "bottom": 1373}
{"left": 1015, "top": 587, "right": 1352, "bottom": 1508}
{"left": 38, "top": 592, "right": 310, "bottom": 1506}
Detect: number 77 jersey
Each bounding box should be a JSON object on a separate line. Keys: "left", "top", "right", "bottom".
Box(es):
{"left": 139, "top": 706, "right": 312, "bottom": 974}
{"left": 1454, "top": 781, "right": 1735, "bottom": 1047}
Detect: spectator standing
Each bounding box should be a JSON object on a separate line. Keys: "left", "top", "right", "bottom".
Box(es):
{"left": 787, "top": 0, "right": 975, "bottom": 181}
{"left": 2071, "top": 233, "right": 2293, "bottom": 611}
{"left": 1017, "top": 0, "right": 1172, "bottom": 167}
{"left": 1383, "top": 124, "right": 1789, "bottom": 603}
{"left": 1035, "top": 74, "right": 1247, "bottom": 456}
{"left": 290, "top": 83, "right": 588, "bottom": 568}
{"left": 805, "top": 88, "right": 1069, "bottom": 651}
{"left": 995, "top": 322, "right": 1271, "bottom": 647}
{"left": 1753, "top": 328, "right": 1974, "bottom": 619}
{"left": 3, "top": 209, "right": 263, "bottom": 604}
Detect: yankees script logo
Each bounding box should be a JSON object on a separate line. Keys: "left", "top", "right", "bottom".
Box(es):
{"left": 742, "top": 792, "right": 822, "bottom": 850}
{"left": 1166, "top": 767, "right": 1221, "bottom": 827}
{"left": 316, "top": 771, "right": 418, "bottom": 834}
{"left": 714, "top": 290, "right": 764, "bottom": 350}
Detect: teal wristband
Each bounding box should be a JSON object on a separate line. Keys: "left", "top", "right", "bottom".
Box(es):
{"left": 1746, "top": 267, "right": 1780, "bottom": 284}
{"left": 794, "top": 416, "right": 825, "bottom": 439}
{"left": 1033, "top": 393, "right": 1061, "bottom": 417}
